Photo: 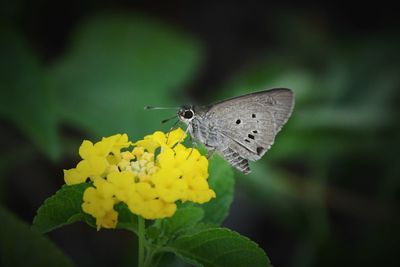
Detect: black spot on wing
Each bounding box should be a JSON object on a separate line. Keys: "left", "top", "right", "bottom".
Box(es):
{"left": 248, "top": 134, "right": 255, "bottom": 140}
{"left": 236, "top": 119, "right": 241, "bottom": 124}
{"left": 256, "top": 146, "right": 264, "bottom": 155}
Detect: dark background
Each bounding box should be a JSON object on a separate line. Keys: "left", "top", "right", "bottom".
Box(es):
{"left": 1, "top": 1, "right": 400, "bottom": 267}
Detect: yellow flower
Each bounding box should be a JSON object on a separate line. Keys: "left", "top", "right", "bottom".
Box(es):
{"left": 99, "top": 209, "right": 118, "bottom": 229}
{"left": 107, "top": 171, "right": 136, "bottom": 202}
{"left": 152, "top": 168, "right": 188, "bottom": 202}
{"left": 81, "top": 179, "right": 116, "bottom": 230}
{"left": 134, "top": 128, "right": 186, "bottom": 152}
{"left": 64, "top": 168, "right": 87, "bottom": 185}
{"left": 64, "top": 128, "right": 215, "bottom": 230}
{"left": 64, "top": 134, "right": 131, "bottom": 185}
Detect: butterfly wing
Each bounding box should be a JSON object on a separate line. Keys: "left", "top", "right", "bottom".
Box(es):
{"left": 203, "top": 88, "right": 294, "bottom": 173}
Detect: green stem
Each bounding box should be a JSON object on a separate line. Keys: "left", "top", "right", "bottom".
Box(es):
{"left": 151, "top": 250, "right": 163, "bottom": 267}
{"left": 144, "top": 248, "right": 156, "bottom": 267}
{"left": 138, "top": 216, "right": 145, "bottom": 267}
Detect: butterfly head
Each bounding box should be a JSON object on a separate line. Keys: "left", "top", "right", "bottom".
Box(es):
{"left": 178, "top": 105, "right": 195, "bottom": 124}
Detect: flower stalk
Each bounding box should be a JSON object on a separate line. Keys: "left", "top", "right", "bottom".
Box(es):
{"left": 138, "top": 216, "right": 145, "bottom": 267}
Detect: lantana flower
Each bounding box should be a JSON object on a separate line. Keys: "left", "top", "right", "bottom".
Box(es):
{"left": 63, "top": 128, "right": 215, "bottom": 230}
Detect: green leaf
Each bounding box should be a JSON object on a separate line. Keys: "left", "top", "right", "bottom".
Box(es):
{"left": 0, "top": 206, "right": 74, "bottom": 267}
{"left": 162, "top": 207, "right": 204, "bottom": 238}
{"left": 149, "top": 207, "right": 204, "bottom": 242}
{"left": 200, "top": 155, "right": 234, "bottom": 225}
{"left": 32, "top": 183, "right": 91, "bottom": 233}
{"left": 47, "top": 14, "right": 202, "bottom": 138}
{"left": 167, "top": 228, "right": 271, "bottom": 267}
{"left": 151, "top": 252, "right": 188, "bottom": 267}
{"left": 33, "top": 183, "right": 140, "bottom": 234}
{"left": 115, "top": 202, "right": 138, "bottom": 234}
{"left": 0, "top": 27, "right": 60, "bottom": 160}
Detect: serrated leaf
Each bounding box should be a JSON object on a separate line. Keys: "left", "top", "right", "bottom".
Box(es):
{"left": 151, "top": 252, "right": 188, "bottom": 267}
{"left": 0, "top": 28, "right": 60, "bottom": 160}
{"left": 0, "top": 206, "right": 74, "bottom": 267}
{"left": 47, "top": 14, "right": 202, "bottom": 138}
{"left": 149, "top": 207, "right": 204, "bottom": 242}
{"left": 167, "top": 228, "right": 271, "bottom": 267}
{"left": 162, "top": 207, "right": 204, "bottom": 238}
{"left": 32, "top": 183, "right": 91, "bottom": 233}
{"left": 33, "top": 183, "right": 140, "bottom": 234}
{"left": 201, "top": 155, "right": 234, "bottom": 225}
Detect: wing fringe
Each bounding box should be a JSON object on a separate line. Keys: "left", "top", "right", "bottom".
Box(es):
{"left": 221, "top": 147, "right": 251, "bottom": 174}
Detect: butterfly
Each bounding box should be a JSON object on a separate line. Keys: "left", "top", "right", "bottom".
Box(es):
{"left": 176, "top": 88, "right": 294, "bottom": 174}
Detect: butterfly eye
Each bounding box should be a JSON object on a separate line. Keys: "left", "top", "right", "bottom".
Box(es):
{"left": 184, "top": 110, "right": 194, "bottom": 119}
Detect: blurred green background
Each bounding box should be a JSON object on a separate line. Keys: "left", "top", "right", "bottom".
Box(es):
{"left": 1, "top": 1, "right": 399, "bottom": 267}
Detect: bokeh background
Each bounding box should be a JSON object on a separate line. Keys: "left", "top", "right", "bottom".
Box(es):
{"left": 1, "top": 1, "right": 399, "bottom": 267}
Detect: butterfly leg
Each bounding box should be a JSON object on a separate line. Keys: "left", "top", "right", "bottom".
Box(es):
{"left": 165, "top": 119, "right": 181, "bottom": 144}
{"left": 176, "top": 126, "right": 191, "bottom": 145}
{"left": 186, "top": 129, "right": 195, "bottom": 159}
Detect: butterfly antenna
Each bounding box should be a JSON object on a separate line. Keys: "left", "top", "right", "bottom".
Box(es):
{"left": 144, "top": 106, "right": 179, "bottom": 110}
{"left": 161, "top": 115, "right": 177, "bottom": 124}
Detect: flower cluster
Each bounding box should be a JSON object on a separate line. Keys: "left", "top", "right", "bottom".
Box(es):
{"left": 64, "top": 128, "right": 215, "bottom": 230}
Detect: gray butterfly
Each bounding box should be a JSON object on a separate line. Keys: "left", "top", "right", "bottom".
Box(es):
{"left": 177, "top": 88, "right": 295, "bottom": 174}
